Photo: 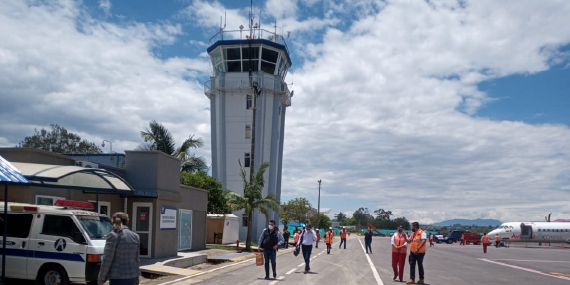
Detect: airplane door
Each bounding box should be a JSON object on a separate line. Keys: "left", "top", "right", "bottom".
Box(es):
{"left": 520, "top": 223, "right": 533, "bottom": 240}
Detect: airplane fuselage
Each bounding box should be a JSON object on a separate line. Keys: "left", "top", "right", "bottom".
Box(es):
{"left": 488, "top": 222, "right": 570, "bottom": 244}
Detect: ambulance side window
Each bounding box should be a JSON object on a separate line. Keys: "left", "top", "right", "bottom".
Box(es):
{"left": 41, "top": 215, "right": 85, "bottom": 243}
{"left": 0, "top": 214, "right": 33, "bottom": 238}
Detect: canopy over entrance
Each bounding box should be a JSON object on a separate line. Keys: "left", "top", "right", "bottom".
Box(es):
{"left": 11, "top": 162, "right": 156, "bottom": 197}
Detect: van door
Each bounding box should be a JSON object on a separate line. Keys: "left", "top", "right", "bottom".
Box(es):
{"left": 27, "top": 214, "right": 88, "bottom": 282}
{"left": 0, "top": 213, "right": 34, "bottom": 279}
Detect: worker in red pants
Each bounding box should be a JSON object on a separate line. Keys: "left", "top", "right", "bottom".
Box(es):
{"left": 391, "top": 226, "right": 407, "bottom": 282}
{"left": 482, "top": 233, "right": 489, "bottom": 253}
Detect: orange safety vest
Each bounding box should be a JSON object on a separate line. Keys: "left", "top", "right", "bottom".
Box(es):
{"left": 482, "top": 235, "right": 489, "bottom": 244}
{"left": 495, "top": 235, "right": 500, "bottom": 241}
{"left": 410, "top": 229, "right": 426, "bottom": 254}
{"left": 325, "top": 232, "right": 334, "bottom": 244}
{"left": 392, "top": 232, "right": 407, "bottom": 253}
{"left": 294, "top": 233, "right": 299, "bottom": 243}
{"left": 316, "top": 231, "right": 321, "bottom": 241}
{"left": 340, "top": 230, "right": 347, "bottom": 238}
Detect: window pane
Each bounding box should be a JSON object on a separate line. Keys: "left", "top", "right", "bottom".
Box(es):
{"left": 262, "top": 48, "right": 278, "bottom": 63}
{"left": 211, "top": 49, "right": 222, "bottom": 65}
{"left": 242, "top": 47, "right": 259, "bottom": 60}
{"left": 242, "top": 60, "right": 259, "bottom": 72}
{"left": 136, "top": 207, "right": 151, "bottom": 232}
{"left": 225, "top": 61, "right": 241, "bottom": 72}
{"left": 261, "top": 61, "right": 276, "bottom": 74}
{"left": 0, "top": 214, "right": 33, "bottom": 238}
{"left": 224, "top": 48, "right": 241, "bottom": 60}
{"left": 42, "top": 215, "right": 82, "bottom": 241}
{"left": 246, "top": 95, "right": 252, "bottom": 109}
{"left": 244, "top": 153, "right": 251, "bottom": 167}
{"left": 245, "top": 125, "right": 251, "bottom": 139}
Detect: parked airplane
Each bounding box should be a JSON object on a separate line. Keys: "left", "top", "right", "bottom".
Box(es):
{"left": 487, "top": 222, "right": 570, "bottom": 244}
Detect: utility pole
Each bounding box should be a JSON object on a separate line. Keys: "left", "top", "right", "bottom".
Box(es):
{"left": 317, "top": 179, "right": 321, "bottom": 229}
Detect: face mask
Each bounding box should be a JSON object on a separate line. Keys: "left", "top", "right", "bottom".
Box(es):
{"left": 268, "top": 225, "right": 274, "bottom": 230}
{"left": 412, "top": 228, "right": 417, "bottom": 232}
{"left": 398, "top": 229, "right": 403, "bottom": 233}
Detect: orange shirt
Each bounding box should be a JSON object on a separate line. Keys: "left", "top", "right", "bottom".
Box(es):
{"left": 340, "top": 230, "right": 347, "bottom": 238}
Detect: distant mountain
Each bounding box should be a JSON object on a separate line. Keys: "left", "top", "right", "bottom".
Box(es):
{"left": 431, "top": 218, "right": 501, "bottom": 227}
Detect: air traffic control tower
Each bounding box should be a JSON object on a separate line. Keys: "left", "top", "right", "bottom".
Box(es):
{"left": 204, "top": 25, "right": 293, "bottom": 240}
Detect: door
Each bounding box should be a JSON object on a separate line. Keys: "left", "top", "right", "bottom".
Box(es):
{"left": 28, "top": 214, "right": 88, "bottom": 280}
{"left": 520, "top": 223, "right": 533, "bottom": 240}
{"left": 178, "top": 210, "right": 192, "bottom": 251}
{"left": 0, "top": 213, "right": 33, "bottom": 279}
{"left": 132, "top": 203, "right": 152, "bottom": 258}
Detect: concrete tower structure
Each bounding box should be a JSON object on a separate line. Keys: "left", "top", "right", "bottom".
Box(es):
{"left": 204, "top": 24, "right": 293, "bottom": 240}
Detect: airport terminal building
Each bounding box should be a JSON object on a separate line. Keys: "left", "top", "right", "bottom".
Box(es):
{"left": 0, "top": 147, "right": 207, "bottom": 258}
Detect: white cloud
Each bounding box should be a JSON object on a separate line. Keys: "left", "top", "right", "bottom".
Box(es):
{"left": 99, "top": 0, "right": 111, "bottom": 16}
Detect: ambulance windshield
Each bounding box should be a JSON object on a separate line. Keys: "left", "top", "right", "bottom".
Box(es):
{"left": 76, "top": 215, "right": 113, "bottom": 240}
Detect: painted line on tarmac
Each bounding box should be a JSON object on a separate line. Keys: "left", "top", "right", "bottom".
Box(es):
{"left": 479, "top": 258, "right": 570, "bottom": 281}
{"left": 358, "top": 238, "right": 384, "bottom": 285}
{"left": 491, "top": 259, "right": 570, "bottom": 263}
{"left": 157, "top": 258, "right": 254, "bottom": 285}
{"left": 268, "top": 276, "right": 284, "bottom": 285}
{"left": 286, "top": 268, "right": 296, "bottom": 275}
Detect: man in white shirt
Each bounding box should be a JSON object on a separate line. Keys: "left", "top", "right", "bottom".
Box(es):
{"left": 297, "top": 224, "right": 318, "bottom": 274}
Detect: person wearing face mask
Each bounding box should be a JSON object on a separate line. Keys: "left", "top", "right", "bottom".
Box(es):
{"left": 391, "top": 226, "right": 408, "bottom": 282}
{"left": 258, "top": 220, "right": 285, "bottom": 280}
{"left": 325, "top": 227, "right": 334, "bottom": 254}
{"left": 405, "top": 222, "right": 427, "bottom": 284}
{"left": 297, "top": 224, "right": 318, "bottom": 274}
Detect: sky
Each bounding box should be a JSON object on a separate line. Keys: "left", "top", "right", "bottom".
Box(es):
{"left": 1, "top": 0, "right": 569, "bottom": 224}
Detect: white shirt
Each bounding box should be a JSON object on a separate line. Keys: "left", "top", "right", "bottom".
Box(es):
{"left": 299, "top": 229, "right": 318, "bottom": 245}
{"left": 391, "top": 232, "right": 408, "bottom": 246}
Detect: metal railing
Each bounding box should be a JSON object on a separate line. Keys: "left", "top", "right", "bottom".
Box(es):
{"left": 209, "top": 28, "right": 291, "bottom": 60}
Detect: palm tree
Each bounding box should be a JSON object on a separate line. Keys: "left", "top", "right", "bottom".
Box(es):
{"left": 225, "top": 161, "right": 279, "bottom": 251}
{"left": 138, "top": 120, "right": 207, "bottom": 172}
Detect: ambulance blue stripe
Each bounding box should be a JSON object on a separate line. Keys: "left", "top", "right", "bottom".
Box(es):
{"left": 0, "top": 248, "right": 85, "bottom": 262}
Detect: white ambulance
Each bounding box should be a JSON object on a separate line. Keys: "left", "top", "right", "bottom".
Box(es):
{"left": 0, "top": 200, "right": 112, "bottom": 285}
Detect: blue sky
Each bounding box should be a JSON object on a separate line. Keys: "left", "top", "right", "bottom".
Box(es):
{"left": 1, "top": 0, "right": 569, "bottom": 223}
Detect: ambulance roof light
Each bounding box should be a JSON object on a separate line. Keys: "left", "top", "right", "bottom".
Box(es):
{"left": 54, "top": 199, "right": 95, "bottom": 210}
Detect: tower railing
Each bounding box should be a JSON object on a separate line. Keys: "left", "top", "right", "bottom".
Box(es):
{"left": 209, "top": 29, "right": 290, "bottom": 60}
{"left": 204, "top": 75, "right": 292, "bottom": 107}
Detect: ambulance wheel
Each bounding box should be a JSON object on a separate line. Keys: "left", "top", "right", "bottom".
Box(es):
{"left": 37, "top": 264, "right": 70, "bottom": 285}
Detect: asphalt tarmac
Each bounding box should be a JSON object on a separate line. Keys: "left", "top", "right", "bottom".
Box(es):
{"left": 149, "top": 234, "right": 570, "bottom": 285}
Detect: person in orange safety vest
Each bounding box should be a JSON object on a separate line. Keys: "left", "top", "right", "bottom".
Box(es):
{"left": 482, "top": 233, "right": 490, "bottom": 253}
{"left": 325, "top": 227, "right": 334, "bottom": 254}
{"left": 405, "top": 222, "right": 427, "bottom": 284}
{"left": 429, "top": 234, "right": 434, "bottom": 247}
{"left": 315, "top": 229, "right": 321, "bottom": 248}
{"left": 460, "top": 233, "right": 465, "bottom": 246}
{"left": 391, "top": 226, "right": 407, "bottom": 282}
{"left": 339, "top": 227, "right": 348, "bottom": 249}
{"left": 294, "top": 230, "right": 300, "bottom": 245}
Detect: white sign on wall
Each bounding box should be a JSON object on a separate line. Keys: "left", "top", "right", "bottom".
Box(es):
{"left": 160, "top": 206, "right": 177, "bottom": 230}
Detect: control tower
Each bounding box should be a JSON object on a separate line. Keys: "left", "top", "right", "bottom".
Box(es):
{"left": 204, "top": 23, "right": 293, "bottom": 240}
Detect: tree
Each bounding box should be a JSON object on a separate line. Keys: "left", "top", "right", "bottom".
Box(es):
{"left": 139, "top": 120, "right": 207, "bottom": 172}
{"left": 18, "top": 124, "right": 102, "bottom": 153}
{"left": 374, "top": 209, "right": 393, "bottom": 221}
{"left": 393, "top": 217, "right": 411, "bottom": 230}
{"left": 180, "top": 170, "right": 230, "bottom": 214}
{"left": 225, "top": 161, "right": 279, "bottom": 251}
{"left": 309, "top": 213, "right": 331, "bottom": 230}
{"left": 353, "top": 207, "right": 373, "bottom": 230}
{"left": 281, "top": 198, "right": 312, "bottom": 224}
{"left": 336, "top": 212, "right": 347, "bottom": 223}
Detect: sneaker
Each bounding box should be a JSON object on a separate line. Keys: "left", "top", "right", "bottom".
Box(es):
{"left": 406, "top": 280, "right": 415, "bottom": 284}
{"left": 393, "top": 276, "right": 397, "bottom": 281}
{"left": 264, "top": 276, "right": 269, "bottom": 280}
{"left": 417, "top": 279, "right": 425, "bottom": 284}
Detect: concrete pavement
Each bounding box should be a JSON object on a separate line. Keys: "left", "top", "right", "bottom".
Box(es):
{"left": 144, "top": 234, "right": 570, "bottom": 285}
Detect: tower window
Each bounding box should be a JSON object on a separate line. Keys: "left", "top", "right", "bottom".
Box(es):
{"left": 245, "top": 125, "right": 251, "bottom": 139}
{"left": 246, "top": 95, "right": 252, "bottom": 109}
{"left": 242, "top": 214, "right": 249, "bottom": 227}
{"left": 244, "top": 153, "right": 251, "bottom": 167}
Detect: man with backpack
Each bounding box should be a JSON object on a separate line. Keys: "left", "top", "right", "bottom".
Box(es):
{"left": 258, "top": 220, "right": 285, "bottom": 280}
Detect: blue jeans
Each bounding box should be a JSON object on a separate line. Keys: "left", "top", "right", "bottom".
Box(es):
{"left": 301, "top": 244, "right": 313, "bottom": 272}
{"left": 340, "top": 238, "right": 346, "bottom": 248}
{"left": 365, "top": 240, "right": 372, "bottom": 253}
{"left": 263, "top": 248, "right": 277, "bottom": 277}
{"left": 315, "top": 240, "right": 319, "bottom": 248}
{"left": 109, "top": 277, "right": 138, "bottom": 285}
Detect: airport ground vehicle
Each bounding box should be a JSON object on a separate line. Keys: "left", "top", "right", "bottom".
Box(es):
{"left": 0, "top": 200, "right": 113, "bottom": 285}
{"left": 437, "top": 230, "right": 481, "bottom": 244}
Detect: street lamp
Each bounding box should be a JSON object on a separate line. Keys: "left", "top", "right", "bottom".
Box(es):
{"left": 317, "top": 179, "right": 321, "bottom": 230}
{"left": 101, "top": 140, "right": 112, "bottom": 154}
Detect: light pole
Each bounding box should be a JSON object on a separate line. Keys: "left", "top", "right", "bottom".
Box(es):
{"left": 317, "top": 179, "right": 321, "bottom": 230}
{"left": 102, "top": 140, "right": 113, "bottom": 154}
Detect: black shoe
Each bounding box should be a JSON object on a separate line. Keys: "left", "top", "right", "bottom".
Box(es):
{"left": 304, "top": 271, "right": 308, "bottom": 274}
{"left": 394, "top": 276, "right": 397, "bottom": 281}
{"left": 273, "top": 272, "right": 276, "bottom": 278}
{"left": 264, "top": 276, "right": 269, "bottom": 280}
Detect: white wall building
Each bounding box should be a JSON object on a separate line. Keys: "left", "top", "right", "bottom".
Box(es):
{"left": 204, "top": 28, "right": 293, "bottom": 240}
